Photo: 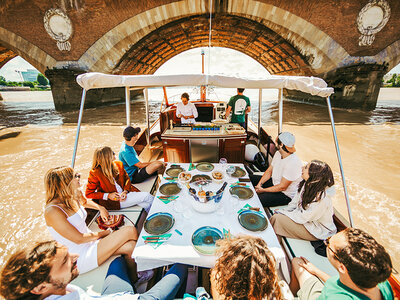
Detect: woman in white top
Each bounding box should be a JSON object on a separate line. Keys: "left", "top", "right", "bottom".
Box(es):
{"left": 44, "top": 166, "right": 140, "bottom": 282}
{"left": 270, "top": 160, "right": 337, "bottom": 241}
{"left": 176, "top": 92, "right": 198, "bottom": 124}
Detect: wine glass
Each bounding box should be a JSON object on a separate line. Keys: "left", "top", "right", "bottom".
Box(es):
{"left": 219, "top": 158, "right": 227, "bottom": 170}
{"left": 226, "top": 165, "right": 235, "bottom": 183}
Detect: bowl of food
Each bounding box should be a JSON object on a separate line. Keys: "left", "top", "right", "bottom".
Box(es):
{"left": 178, "top": 171, "right": 192, "bottom": 183}
{"left": 212, "top": 170, "right": 224, "bottom": 183}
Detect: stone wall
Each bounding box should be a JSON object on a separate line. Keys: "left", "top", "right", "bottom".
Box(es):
{"left": 284, "top": 63, "right": 388, "bottom": 110}
{"left": 45, "top": 69, "right": 128, "bottom": 111}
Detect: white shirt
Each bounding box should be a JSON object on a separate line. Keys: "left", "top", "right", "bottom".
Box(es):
{"left": 44, "top": 284, "right": 139, "bottom": 300}
{"left": 176, "top": 102, "right": 198, "bottom": 124}
{"left": 280, "top": 186, "right": 337, "bottom": 240}
{"left": 271, "top": 151, "right": 302, "bottom": 199}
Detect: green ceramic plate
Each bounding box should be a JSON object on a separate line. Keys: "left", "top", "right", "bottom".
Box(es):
{"left": 165, "top": 166, "right": 184, "bottom": 178}
{"left": 159, "top": 182, "right": 182, "bottom": 196}
{"left": 229, "top": 186, "right": 254, "bottom": 200}
{"left": 144, "top": 212, "right": 175, "bottom": 235}
{"left": 231, "top": 166, "right": 246, "bottom": 178}
{"left": 196, "top": 162, "right": 214, "bottom": 172}
{"left": 238, "top": 210, "right": 268, "bottom": 232}
{"left": 191, "top": 226, "right": 223, "bottom": 255}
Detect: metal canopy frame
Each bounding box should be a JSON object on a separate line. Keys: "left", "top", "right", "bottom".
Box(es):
{"left": 71, "top": 84, "right": 354, "bottom": 227}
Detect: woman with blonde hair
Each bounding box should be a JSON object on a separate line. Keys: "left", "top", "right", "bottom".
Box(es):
{"left": 85, "top": 146, "right": 154, "bottom": 212}
{"left": 210, "top": 235, "right": 291, "bottom": 300}
{"left": 44, "top": 166, "right": 141, "bottom": 281}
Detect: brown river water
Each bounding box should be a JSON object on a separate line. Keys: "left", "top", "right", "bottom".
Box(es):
{"left": 0, "top": 88, "right": 399, "bottom": 271}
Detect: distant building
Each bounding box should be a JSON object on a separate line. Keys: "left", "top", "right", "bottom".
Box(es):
{"left": 15, "top": 69, "right": 40, "bottom": 82}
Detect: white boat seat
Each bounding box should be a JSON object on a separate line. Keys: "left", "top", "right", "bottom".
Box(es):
{"left": 71, "top": 208, "right": 143, "bottom": 295}
{"left": 132, "top": 174, "right": 159, "bottom": 195}
{"left": 268, "top": 206, "right": 338, "bottom": 278}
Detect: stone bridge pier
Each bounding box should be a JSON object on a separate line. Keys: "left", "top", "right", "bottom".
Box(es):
{"left": 0, "top": 0, "right": 399, "bottom": 111}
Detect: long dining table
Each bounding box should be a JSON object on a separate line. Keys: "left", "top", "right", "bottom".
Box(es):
{"left": 132, "top": 162, "right": 290, "bottom": 280}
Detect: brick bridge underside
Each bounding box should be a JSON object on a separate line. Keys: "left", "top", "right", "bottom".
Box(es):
{"left": 113, "top": 14, "right": 312, "bottom": 77}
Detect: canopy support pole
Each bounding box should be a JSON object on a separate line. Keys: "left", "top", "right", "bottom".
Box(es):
{"left": 125, "top": 87, "right": 131, "bottom": 125}
{"left": 326, "top": 96, "right": 354, "bottom": 227}
{"left": 71, "top": 89, "right": 86, "bottom": 168}
{"left": 258, "top": 89, "right": 262, "bottom": 147}
{"left": 278, "top": 88, "right": 283, "bottom": 133}
{"left": 144, "top": 88, "right": 150, "bottom": 147}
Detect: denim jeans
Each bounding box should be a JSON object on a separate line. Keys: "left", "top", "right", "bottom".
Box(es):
{"left": 102, "top": 257, "right": 188, "bottom": 300}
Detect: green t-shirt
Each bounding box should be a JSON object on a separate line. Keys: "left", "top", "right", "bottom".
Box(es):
{"left": 318, "top": 276, "right": 394, "bottom": 300}
{"left": 227, "top": 95, "right": 250, "bottom": 123}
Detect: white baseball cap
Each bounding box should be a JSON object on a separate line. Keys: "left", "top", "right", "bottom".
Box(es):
{"left": 278, "top": 132, "right": 296, "bottom": 152}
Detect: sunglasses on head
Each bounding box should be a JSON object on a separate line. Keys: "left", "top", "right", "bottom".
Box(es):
{"left": 324, "top": 237, "right": 342, "bottom": 263}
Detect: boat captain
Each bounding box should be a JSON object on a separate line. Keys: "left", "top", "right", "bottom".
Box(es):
{"left": 176, "top": 92, "right": 198, "bottom": 124}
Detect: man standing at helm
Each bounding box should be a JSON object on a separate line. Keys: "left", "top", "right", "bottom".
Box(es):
{"left": 225, "top": 88, "right": 251, "bottom": 129}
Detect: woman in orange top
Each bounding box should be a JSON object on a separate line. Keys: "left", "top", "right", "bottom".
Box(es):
{"left": 86, "top": 146, "right": 154, "bottom": 212}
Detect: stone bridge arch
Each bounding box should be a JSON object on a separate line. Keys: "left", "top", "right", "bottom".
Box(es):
{"left": 0, "top": 27, "right": 56, "bottom": 73}
{"left": 72, "top": 0, "right": 347, "bottom": 76}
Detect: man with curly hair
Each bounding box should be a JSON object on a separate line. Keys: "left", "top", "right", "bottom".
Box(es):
{"left": 210, "top": 235, "right": 292, "bottom": 300}
{"left": 0, "top": 240, "right": 187, "bottom": 300}
{"left": 290, "top": 227, "right": 394, "bottom": 300}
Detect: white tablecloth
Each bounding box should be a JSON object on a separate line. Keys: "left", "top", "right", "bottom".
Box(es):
{"left": 132, "top": 163, "right": 290, "bottom": 280}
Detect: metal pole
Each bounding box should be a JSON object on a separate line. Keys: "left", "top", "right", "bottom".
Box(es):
{"left": 326, "top": 96, "right": 354, "bottom": 227}
{"left": 258, "top": 89, "right": 262, "bottom": 146}
{"left": 278, "top": 88, "right": 283, "bottom": 133}
{"left": 71, "top": 89, "right": 87, "bottom": 168}
{"left": 144, "top": 88, "right": 150, "bottom": 147}
{"left": 125, "top": 86, "right": 131, "bottom": 125}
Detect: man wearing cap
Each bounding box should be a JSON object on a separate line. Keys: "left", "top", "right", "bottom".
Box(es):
{"left": 119, "top": 126, "right": 165, "bottom": 183}
{"left": 250, "top": 132, "right": 302, "bottom": 207}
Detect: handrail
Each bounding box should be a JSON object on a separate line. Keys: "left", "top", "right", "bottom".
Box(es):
{"left": 326, "top": 96, "right": 354, "bottom": 227}
{"left": 278, "top": 88, "right": 283, "bottom": 133}
{"left": 258, "top": 89, "right": 262, "bottom": 147}
{"left": 71, "top": 89, "right": 86, "bottom": 168}
{"left": 125, "top": 87, "right": 131, "bottom": 125}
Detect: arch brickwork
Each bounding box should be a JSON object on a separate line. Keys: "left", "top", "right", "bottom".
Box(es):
{"left": 113, "top": 14, "right": 312, "bottom": 76}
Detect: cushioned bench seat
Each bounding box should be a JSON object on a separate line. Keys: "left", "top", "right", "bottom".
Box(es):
{"left": 267, "top": 206, "right": 337, "bottom": 278}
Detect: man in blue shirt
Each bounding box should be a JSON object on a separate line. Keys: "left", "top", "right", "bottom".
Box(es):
{"left": 291, "top": 227, "right": 394, "bottom": 300}
{"left": 119, "top": 126, "right": 165, "bottom": 183}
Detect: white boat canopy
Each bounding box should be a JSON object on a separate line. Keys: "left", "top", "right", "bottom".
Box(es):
{"left": 73, "top": 72, "right": 354, "bottom": 227}
{"left": 76, "top": 72, "right": 334, "bottom": 97}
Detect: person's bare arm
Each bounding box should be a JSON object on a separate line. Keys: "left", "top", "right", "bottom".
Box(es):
{"left": 299, "top": 257, "right": 331, "bottom": 283}
{"left": 225, "top": 105, "right": 232, "bottom": 119}
{"left": 255, "top": 165, "right": 272, "bottom": 188}
{"left": 261, "top": 177, "right": 292, "bottom": 193}
{"left": 45, "top": 207, "right": 110, "bottom": 244}
{"left": 134, "top": 161, "right": 151, "bottom": 168}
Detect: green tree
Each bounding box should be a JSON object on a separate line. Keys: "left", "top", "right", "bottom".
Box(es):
{"left": 387, "top": 74, "right": 398, "bottom": 87}
{"left": 22, "top": 81, "right": 34, "bottom": 88}
{"left": 0, "top": 76, "right": 6, "bottom": 85}
{"left": 37, "top": 73, "right": 48, "bottom": 86}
